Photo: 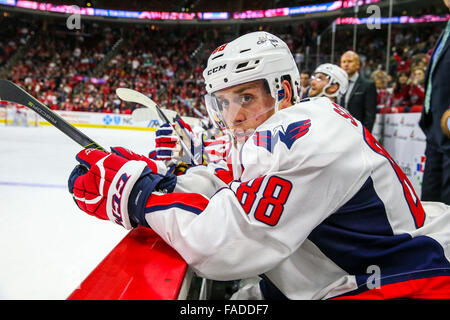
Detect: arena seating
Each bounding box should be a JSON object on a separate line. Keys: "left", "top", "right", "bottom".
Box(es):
{"left": 1, "top": 10, "right": 446, "bottom": 119}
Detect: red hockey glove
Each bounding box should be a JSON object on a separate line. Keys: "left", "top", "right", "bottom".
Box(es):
{"left": 68, "top": 148, "right": 176, "bottom": 229}
{"left": 110, "top": 146, "right": 161, "bottom": 172}
{"left": 111, "top": 146, "right": 176, "bottom": 193}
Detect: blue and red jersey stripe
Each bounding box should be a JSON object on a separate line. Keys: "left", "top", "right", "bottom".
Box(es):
{"left": 145, "top": 192, "right": 209, "bottom": 215}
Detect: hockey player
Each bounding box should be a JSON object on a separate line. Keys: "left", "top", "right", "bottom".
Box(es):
{"left": 13, "top": 104, "right": 28, "bottom": 127}
{"left": 307, "top": 63, "right": 348, "bottom": 102}
{"left": 68, "top": 31, "right": 450, "bottom": 299}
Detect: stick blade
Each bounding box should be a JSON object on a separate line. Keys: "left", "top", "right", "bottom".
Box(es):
{"left": 115, "top": 88, "right": 151, "bottom": 105}
{"left": 131, "top": 107, "right": 160, "bottom": 123}
{"left": 116, "top": 87, "right": 178, "bottom": 122}
{"left": 131, "top": 107, "right": 179, "bottom": 123}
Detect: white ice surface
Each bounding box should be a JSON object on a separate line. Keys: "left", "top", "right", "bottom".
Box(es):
{"left": 0, "top": 125, "right": 156, "bottom": 300}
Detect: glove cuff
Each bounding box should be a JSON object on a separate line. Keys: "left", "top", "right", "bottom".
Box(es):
{"left": 128, "top": 167, "right": 165, "bottom": 228}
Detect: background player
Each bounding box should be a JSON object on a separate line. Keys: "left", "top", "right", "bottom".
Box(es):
{"left": 307, "top": 63, "right": 348, "bottom": 102}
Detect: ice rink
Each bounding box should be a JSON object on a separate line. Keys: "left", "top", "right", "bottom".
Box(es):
{"left": 0, "top": 124, "right": 156, "bottom": 299}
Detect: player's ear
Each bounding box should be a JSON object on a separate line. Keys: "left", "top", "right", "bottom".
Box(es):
{"left": 326, "top": 83, "right": 339, "bottom": 95}
{"left": 278, "top": 79, "right": 292, "bottom": 110}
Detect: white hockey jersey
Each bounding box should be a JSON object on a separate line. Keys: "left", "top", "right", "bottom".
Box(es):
{"left": 142, "top": 97, "right": 450, "bottom": 299}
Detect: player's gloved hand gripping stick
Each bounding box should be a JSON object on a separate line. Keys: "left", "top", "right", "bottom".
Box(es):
{"left": 68, "top": 147, "right": 176, "bottom": 229}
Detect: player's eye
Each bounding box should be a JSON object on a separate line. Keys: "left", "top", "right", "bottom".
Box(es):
{"left": 239, "top": 94, "right": 253, "bottom": 105}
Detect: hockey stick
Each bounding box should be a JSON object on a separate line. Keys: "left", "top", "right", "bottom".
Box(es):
{"left": 176, "top": 95, "right": 205, "bottom": 119}
{"left": 131, "top": 105, "right": 178, "bottom": 123}
{"left": 116, "top": 88, "right": 179, "bottom": 122}
{"left": 0, "top": 80, "right": 106, "bottom": 152}
{"left": 116, "top": 88, "right": 198, "bottom": 165}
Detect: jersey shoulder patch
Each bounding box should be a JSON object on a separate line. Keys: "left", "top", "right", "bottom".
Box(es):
{"left": 253, "top": 119, "right": 311, "bottom": 153}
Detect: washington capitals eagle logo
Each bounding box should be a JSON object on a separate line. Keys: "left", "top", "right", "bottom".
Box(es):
{"left": 253, "top": 119, "right": 311, "bottom": 153}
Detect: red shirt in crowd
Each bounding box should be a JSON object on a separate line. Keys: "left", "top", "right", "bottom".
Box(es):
{"left": 408, "top": 84, "right": 425, "bottom": 106}
{"left": 390, "top": 84, "right": 411, "bottom": 107}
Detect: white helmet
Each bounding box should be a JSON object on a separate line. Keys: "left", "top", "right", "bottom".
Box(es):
{"left": 312, "top": 63, "right": 348, "bottom": 98}
{"left": 203, "top": 31, "right": 301, "bottom": 130}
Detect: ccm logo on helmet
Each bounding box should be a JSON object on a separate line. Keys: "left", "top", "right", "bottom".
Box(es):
{"left": 207, "top": 64, "right": 227, "bottom": 75}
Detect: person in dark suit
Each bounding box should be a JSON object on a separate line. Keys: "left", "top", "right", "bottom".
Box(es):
{"left": 339, "top": 51, "right": 378, "bottom": 132}
{"left": 299, "top": 70, "right": 311, "bottom": 99}
{"left": 419, "top": 0, "right": 450, "bottom": 204}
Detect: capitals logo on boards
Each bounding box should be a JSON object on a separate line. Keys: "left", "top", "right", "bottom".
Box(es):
{"left": 253, "top": 119, "right": 311, "bottom": 153}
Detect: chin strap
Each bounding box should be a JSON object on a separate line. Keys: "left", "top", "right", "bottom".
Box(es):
{"left": 317, "top": 82, "right": 339, "bottom": 99}
{"left": 274, "top": 100, "right": 282, "bottom": 112}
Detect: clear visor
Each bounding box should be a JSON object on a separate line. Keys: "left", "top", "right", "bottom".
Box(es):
{"left": 204, "top": 80, "right": 278, "bottom": 141}
{"left": 311, "top": 72, "right": 331, "bottom": 82}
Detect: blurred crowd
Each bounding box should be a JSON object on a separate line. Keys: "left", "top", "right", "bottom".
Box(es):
{"left": 0, "top": 13, "right": 447, "bottom": 118}
{"left": 366, "top": 25, "right": 439, "bottom": 110}
{"left": 0, "top": 15, "right": 31, "bottom": 67}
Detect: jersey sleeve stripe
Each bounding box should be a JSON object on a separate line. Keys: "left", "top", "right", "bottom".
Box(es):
{"left": 144, "top": 193, "right": 209, "bottom": 215}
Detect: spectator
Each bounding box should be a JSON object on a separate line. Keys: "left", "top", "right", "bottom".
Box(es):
{"left": 411, "top": 53, "right": 429, "bottom": 70}
{"left": 393, "top": 46, "right": 411, "bottom": 74}
{"left": 390, "top": 72, "right": 411, "bottom": 108}
{"left": 339, "top": 50, "right": 378, "bottom": 132}
{"left": 408, "top": 66, "right": 426, "bottom": 106}
{"left": 371, "top": 70, "right": 392, "bottom": 108}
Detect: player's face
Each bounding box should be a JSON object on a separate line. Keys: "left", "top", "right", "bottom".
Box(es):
{"left": 308, "top": 73, "right": 330, "bottom": 97}
{"left": 214, "top": 80, "right": 276, "bottom": 143}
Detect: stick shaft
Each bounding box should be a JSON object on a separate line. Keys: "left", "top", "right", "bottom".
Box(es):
{"left": 155, "top": 104, "right": 198, "bottom": 165}
{"left": 117, "top": 87, "right": 198, "bottom": 165}
{"left": 0, "top": 80, "right": 105, "bottom": 151}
